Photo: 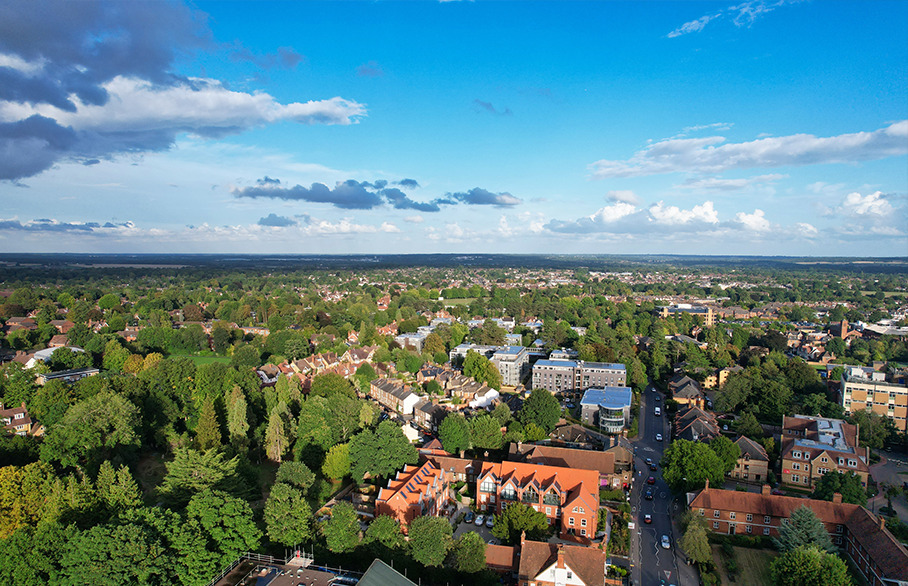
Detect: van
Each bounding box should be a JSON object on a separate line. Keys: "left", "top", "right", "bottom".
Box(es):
{"left": 654, "top": 407, "right": 661, "bottom": 416}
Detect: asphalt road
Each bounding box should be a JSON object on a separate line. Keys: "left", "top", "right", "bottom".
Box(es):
{"left": 630, "top": 385, "right": 681, "bottom": 586}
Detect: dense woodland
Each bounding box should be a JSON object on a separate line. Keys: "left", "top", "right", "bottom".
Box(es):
{"left": 0, "top": 258, "right": 905, "bottom": 584}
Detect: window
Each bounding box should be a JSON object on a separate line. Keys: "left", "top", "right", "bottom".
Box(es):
{"left": 821, "top": 456, "right": 828, "bottom": 463}
{"left": 572, "top": 506, "right": 579, "bottom": 513}
{"left": 698, "top": 509, "right": 705, "bottom": 516}
{"left": 522, "top": 487, "right": 538, "bottom": 503}
{"left": 746, "top": 525, "right": 752, "bottom": 534}
{"left": 578, "top": 507, "right": 585, "bottom": 514}
{"left": 714, "top": 510, "right": 720, "bottom": 518}
{"left": 568, "top": 517, "right": 574, "bottom": 526}
{"left": 838, "top": 458, "right": 845, "bottom": 465}
{"left": 764, "top": 516, "right": 771, "bottom": 524}
{"left": 848, "top": 459, "right": 857, "bottom": 467}
{"left": 480, "top": 480, "right": 495, "bottom": 493}
{"left": 581, "top": 518, "right": 587, "bottom": 527}
{"left": 502, "top": 486, "right": 517, "bottom": 501}
{"left": 544, "top": 490, "right": 560, "bottom": 506}
{"left": 546, "top": 507, "right": 551, "bottom": 515}
{"left": 793, "top": 451, "right": 802, "bottom": 459}
{"left": 746, "top": 514, "right": 753, "bottom": 522}
{"left": 792, "top": 474, "right": 800, "bottom": 483}
{"left": 580, "top": 529, "right": 586, "bottom": 536}
{"left": 837, "top": 525, "right": 843, "bottom": 533}
{"left": 730, "top": 512, "right": 736, "bottom": 519}
{"left": 713, "top": 521, "right": 719, "bottom": 529}
{"left": 763, "top": 528, "right": 771, "bottom": 536}
{"left": 793, "top": 463, "right": 801, "bottom": 471}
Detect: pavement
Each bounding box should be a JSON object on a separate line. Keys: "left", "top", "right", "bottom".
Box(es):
{"left": 868, "top": 450, "right": 908, "bottom": 521}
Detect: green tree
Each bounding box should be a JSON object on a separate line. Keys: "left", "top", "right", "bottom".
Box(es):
{"left": 408, "top": 515, "right": 453, "bottom": 567}
{"left": 348, "top": 420, "right": 418, "bottom": 481}
{"left": 275, "top": 461, "right": 315, "bottom": 493}
{"left": 0, "top": 462, "right": 56, "bottom": 538}
{"left": 774, "top": 505, "right": 835, "bottom": 553}
{"left": 322, "top": 443, "right": 351, "bottom": 481}
{"left": 811, "top": 471, "right": 867, "bottom": 506}
{"left": 186, "top": 489, "right": 261, "bottom": 565}
{"left": 679, "top": 519, "right": 712, "bottom": 566}
{"left": 95, "top": 461, "right": 142, "bottom": 514}
{"left": 735, "top": 411, "right": 763, "bottom": 439}
{"left": 709, "top": 435, "right": 741, "bottom": 475}
{"left": 439, "top": 413, "right": 472, "bottom": 454}
{"left": 40, "top": 391, "right": 141, "bottom": 469}
{"left": 195, "top": 398, "right": 223, "bottom": 451}
{"left": 0, "top": 523, "right": 76, "bottom": 585}
{"left": 225, "top": 386, "right": 250, "bottom": 448}
{"left": 661, "top": 439, "right": 726, "bottom": 492}
{"left": 57, "top": 522, "right": 169, "bottom": 585}
{"left": 310, "top": 373, "right": 355, "bottom": 398}
{"left": 491, "top": 402, "right": 512, "bottom": 426}
{"left": 491, "top": 502, "right": 548, "bottom": 544}
{"left": 519, "top": 388, "right": 561, "bottom": 433}
{"left": 523, "top": 422, "right": 547, "bottom": 441}
{"left": 450, "top": 530, "right": 486, "bottom": 573}
{"left": 157, "top": 448, "right": 241, "bottom": 506}
{"left": 463, "top": 350, "right": 502, "bottom": 390}
{"left": 770, "top": 545, "right": 853, "bottom": 586}
{"left": 323, "top": 501, "right": 360, "bottom": 553}
{"left": 364, "top": 515, "right": 404, "bottom": 550}
{"left": 264, "top": 483, "right": 313, "bottom": 546}
{"left": 470, "top": 413, "right": 503, "bottom": 450}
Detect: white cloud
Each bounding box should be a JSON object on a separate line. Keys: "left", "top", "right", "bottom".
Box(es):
{"left": 796, "top": 222, "right": 818, "bottom": 236}
{"left": 404, "top": 215, "right": 424, "bottom": 223}
{"left": 590, "top": 120, "right": 908, "bottom": 178}
{"left": 649, "top": 201, "right": 719, "bottom": 225}
{"left": 668, "top": 14, "right": 721, "bottom": 38}
{"left": 683, "top": 122, "right": 733, "bottom": 133}
{"left": 606, "top": 190, "right": 640, "bottom": 204}
{"left": 838, "top": 191, "right": 894, "bottom": 217}
{"left": 735, "top": 209, "right": 771, "bottom": 231}
{"left": 677, "top": 173, "right": 786, "bottom": 191}
{"left": 589, "top": 202, "right": 638, "bottom": 224}
{"left": 668, "top": 0, "right": 801, "bottom": 38}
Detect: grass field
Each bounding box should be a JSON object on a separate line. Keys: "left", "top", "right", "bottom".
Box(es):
{"left": 167, "top": 354, "right": 231, "bottom": 365}
{"left": 860, "top": 291, "right": 908, "bottom": 298}
{"left": 712, "top": 545, "right": 778, "bottom": 586}
{"left": 442, "top": 297, "right": 476, "bottom": 306}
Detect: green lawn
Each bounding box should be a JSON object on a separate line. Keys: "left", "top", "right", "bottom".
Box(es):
{"left": 442, "top": 297, "right": 476, "bottom": 306}
{"left": 167, "top": 354, "right": 231, "bottom": 365}
{"left": 712, "top": 545, "right": 778, "bottom": 586}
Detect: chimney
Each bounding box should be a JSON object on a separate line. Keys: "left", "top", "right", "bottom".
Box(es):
{"left": 520, "top": 531, "right": 526, "bottom": 548}
{"left": 880, "top": 515, "right": 886, "bottom": 530}
{"left": 832, "top": 492, "right": 842, "bottom": 504}
{"left": 459, "top": 450, "right": 465, "bottom": 459}
{"left": 704, "top": 478, "right": 710, "bottom": 490}
{"left": 556, "top": 544, "right": 565, "bottom": 569}
{"left": 762, "top": 484, "right": 771, "bottom": 496}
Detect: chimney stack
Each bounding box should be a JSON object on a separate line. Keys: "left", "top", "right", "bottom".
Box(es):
{"left": 880, "top": 515, "right": 886, "bottom": 530}
{"left": 832, "top": 492, "right": 842, "bottom": 504}
{"left": 762, "top": 484, "right": 771, "bottom": 496}
{"left": 556, "top": 544, "right": 565, "bottom": 569}
{"left": 520, "top": 531, "right": 526, "bottom": 548}
{"left": 704, "top": 478, "right": 710, "bottom": 490}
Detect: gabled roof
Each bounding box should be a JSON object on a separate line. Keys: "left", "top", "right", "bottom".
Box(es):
{"left": 522, "top": 444, "right": 617, "bottom": 476}
{"left": 690, "top": 486, "right": 858, "bottom": 525}
{"left": 735, "top": 436, "right": 769, "bottom": 462}
{"left": 518, "top": 541, "right": 606, "bottom": 586}
{"left": 846, "top": 507, "right": 908, "bottom": 580}
{"left": 673, "top": 380, "right": 704, "bottom": 400}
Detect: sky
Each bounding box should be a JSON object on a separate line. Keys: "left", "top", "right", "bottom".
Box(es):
{"left": 0, "top": 0, "right": 906, "bottom": 256}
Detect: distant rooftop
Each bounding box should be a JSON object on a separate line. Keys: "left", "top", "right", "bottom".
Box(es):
{"left": 580, "top": 386, "right": 633, "bottom": 409}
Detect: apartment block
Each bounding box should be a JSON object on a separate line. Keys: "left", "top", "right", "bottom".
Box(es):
{"left": 531, "top": 360, "right": 626, "bottom": 393}
{"left": 375, "top": 461, "right": 449, "bottom": 530}
{"left": 841, "top": 366, "right": 908, "bottom": 432}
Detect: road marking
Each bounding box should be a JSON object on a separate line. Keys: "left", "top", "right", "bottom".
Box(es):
{"left": 664, "top": 570, "right": 672, "bottom": 580}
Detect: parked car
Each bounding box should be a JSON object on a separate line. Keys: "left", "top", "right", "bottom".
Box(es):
{"left": 464, "top": 511, "right": 475, "bottom": 524}
{"left": 475, "top": 514, "right": 485, "bottom": 526}
{"left": 644, "top": 514, "right": 652, "bottom": 524}
{"left": 661, "top": 535, "right": 671, "bottom": 549}
{"left": 486, "top": 516, "right": 494, "bottom": 528}
{"left": 655, "top": 433, "right": 663, "bottom": 441}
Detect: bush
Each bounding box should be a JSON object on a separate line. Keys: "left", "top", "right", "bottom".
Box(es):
{"left": 707, "top": 532, "right": 773, "bottom": 549}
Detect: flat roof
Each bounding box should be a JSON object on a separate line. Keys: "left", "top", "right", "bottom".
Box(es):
{"left": 580, "top": 387, "right": 633, "bottom": 409}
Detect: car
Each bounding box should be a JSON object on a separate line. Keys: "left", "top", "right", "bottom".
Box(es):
{"left": 649, "top": 463, "right": 658, "bottom": 471}
{"left": 475, "top": 514, "right": 485, "bottom": 526}
{"left": 655, "top": 433, "right": 663, "bottom": 441}
{"left": 644, "top": 514, "right": 652, "bottom": 524}
{"left": 464, "top": 511, "right": 475, "bottom": 524}
{"left": 645, "top": 457, "right": 653, "bottom": 466}
{"left": 644, "top": 488, "right": 654, "bottom": 500}
{"left": 654, "top": 394, "right": 661, "bottom": 402}
{"left": 487, "top": 538, "right": 499, "bottom": 545}
{"left": 486, "top": 516, "right": 494, "bottom": 528}
{"left": 565, "top": 402, "right": 575, "bottom": 409}
{"left": 647, "top": 476, "right": 655, "bottom": 485}
{"left": 661, "top": 535, "right": 671, "bottom": 549}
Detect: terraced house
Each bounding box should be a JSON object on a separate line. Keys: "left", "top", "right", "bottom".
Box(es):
{"left": 476, "top": 461, "right": 599, "bottom": 541}
{"left": 375, "top": 461, "right": 449, "bottom": 531}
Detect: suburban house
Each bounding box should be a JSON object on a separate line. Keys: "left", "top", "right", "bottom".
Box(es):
{"left": 509, "top": 443, "right": 632, "bottom": 490}
{"left": 517, "top": 536, "right": 609, "bottom": 586}
{"left": 688, "top": 483, "right": 908, "bottom": 586}
{"left": 369, "top": 378, "right": 422, "bottom": 415}
{"left": 418, "top": 453, "right": 485, "bottom": 485}
{"left": 374, "top": 461, "right": 449, "bottom": 531}
{"left": 0, "top": 402, "right": 35, "bottom": 435}
{"left": 668, "top": 374, "right": 706, "bottom": 409}
{"left": 731, "top": 436, "right": 770, "bottom": 483}
{"left": 412, "top": 399, "right": 447, "bottom": 433}
{"left": 579, "top": 386, "right": 633, "bottom": 434}
{"left": 476, "top": 461, "right": 599, "bottom": 541}
{"left": 35, "top": 367, "right": 99, "bottom": 386}
{"left": 673, "top": 406, "right": 720, "bottom": 442}
{"left": 780, "top": 414, "right": 870, "bottom": 489}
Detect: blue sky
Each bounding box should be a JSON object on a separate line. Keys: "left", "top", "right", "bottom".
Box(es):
{"left": 0, "top": 0, "right": 905, "bottom": 256}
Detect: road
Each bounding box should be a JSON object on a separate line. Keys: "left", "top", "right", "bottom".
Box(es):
{"left": 630, "top": 384, "right": 681, "bottom": 586}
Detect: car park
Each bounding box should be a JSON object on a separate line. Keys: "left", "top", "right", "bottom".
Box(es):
{"left": 661, "top": 535, "right": 671, "bottom": 549}
{"left": 475, "top": 514, "right": 485, "bottom": 526}
{"left": 464, "top": 511, "right": 474, "bottom": 524}
{"left": 644, "top": 514, "right": 652, "bottom": 524}
{"left": 655, "top": 433, "right": 663, "bottom": 441}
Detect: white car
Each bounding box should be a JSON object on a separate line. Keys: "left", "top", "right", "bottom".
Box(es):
{"left": 661, "top": 535, "right": 671, "bottom": 549}
{"left": 475, "top": 514, "right": 485, "bottom": 526}
{"left": 655, "top": 433, "right": 663, "bottom": 441}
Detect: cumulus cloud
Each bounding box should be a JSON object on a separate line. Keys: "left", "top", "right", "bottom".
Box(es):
{"left": 668, "top": 0, "right": 802, "bottom": 38}
{"left": 0, "top": 2, "right": 366, "bottom": 180}
{"left": 649, "top": 201, "right": 719, "bottom": 225}
{"left": 677, "top": 173, "right": 786, "bottom": 191}
{"left": 796, "top": 222, "right": 818, "bottom": 236}
{"left": 446, "top": 187, "right": 521, "bottom": 207}
{"left": 395, "top": 178, "right": 420, "bottom": 189}
{"left": 606, "top": 190, "right": 640, "bottom": 205}
{"left": 590, "top": 121, "right": 908, "bottom": 179}
{"left": 0, "top": 217, "right": 135, "bottom": 232}
{"left": 473, "top": 99, "right": 512, "bottom": 116}
{"left": 837, "top": 191, "right": 894, "bottom": 217}
{"left": 234, "top": 178, "right": 520, "bottom": 211}
{"left": 735, "top": 209, "right": 771, "bottom": 231}
{"left": 257, "top": 213, "right": 297, "bottom": 227}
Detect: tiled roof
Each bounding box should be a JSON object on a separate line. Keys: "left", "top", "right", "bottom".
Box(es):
{"left": 479, "top": 460, "right": 599, "bottom": 509}
{"left": 846, "top": 508, "right": 908, "bottom": 580}
{"left": 735, "top": 436, "right": 769, "bottom": 462}
{"left": 485, "top": 544, "right": 517, "bottom": 571}
{"left": 518, "top": 540, "right": 606, "bottom": 585}
{"left": 522, "top": 444, "right": 617, "bottom": 476}
{"left": 690, "top": 486, "right": 858, "bottom": 526}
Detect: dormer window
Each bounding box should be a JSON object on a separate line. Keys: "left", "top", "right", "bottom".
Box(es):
{"left": 793, "top": 451, "right": 801, "bottom": 459}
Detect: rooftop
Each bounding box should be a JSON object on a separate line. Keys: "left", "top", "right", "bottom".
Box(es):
{"left": 580, "top": 386, "right": 633, "bottom": 409}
